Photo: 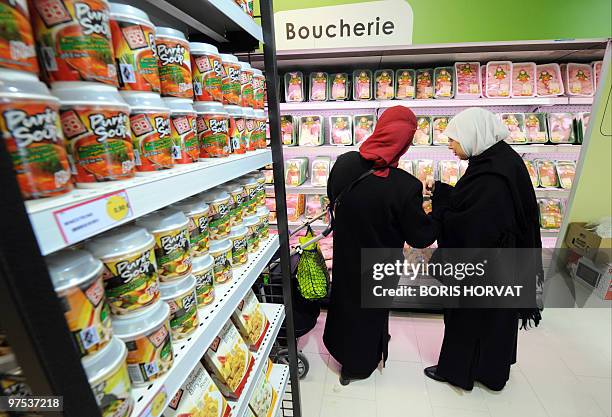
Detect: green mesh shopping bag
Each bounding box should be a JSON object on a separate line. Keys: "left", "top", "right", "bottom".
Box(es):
{"left": 296, "top": 226, "right": 330, "bottom": 300}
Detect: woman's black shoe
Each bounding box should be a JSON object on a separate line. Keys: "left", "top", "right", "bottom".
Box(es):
{"left": 339, "top": 369, "right": 368, "bottom": 385}
{"left": 424, "top": 365, "right": 447, "bottom": 382}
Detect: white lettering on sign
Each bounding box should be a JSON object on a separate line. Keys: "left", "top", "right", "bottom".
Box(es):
{"left": 275, "top": 0, "right": 413, "bottom": 50}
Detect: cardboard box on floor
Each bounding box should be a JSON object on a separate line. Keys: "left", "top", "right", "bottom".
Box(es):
{"left": 565, "top": 222, "right": 612, "bottom": 266}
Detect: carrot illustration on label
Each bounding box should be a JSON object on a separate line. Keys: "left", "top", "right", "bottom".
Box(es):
{"left": 130, "top": 112, "right": 174, "bottom": 171}
{"left": 156, "top": 36, "right": 193, "bottom": 98}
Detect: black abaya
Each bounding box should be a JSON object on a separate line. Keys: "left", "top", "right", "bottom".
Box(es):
{"left": 323, "top": 151, "right": 438, "bottom": 378}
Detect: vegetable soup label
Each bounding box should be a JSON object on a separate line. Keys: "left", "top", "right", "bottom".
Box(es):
{"left": 59, "top": 275, "right": 112, "bottom": 357}
{"left": 90, "top": 361, "right": 132, "bottom": 417}
{"left": 245, "top": 118, "right": 256, "bottom": 151}
{"left": 253, "top": 75, "right": 265, "bottom": 109}
{"left": 166, "top": 289, "right": 198, "bottom": 339}
{"left": 228, "top": 190, "right": 244, "bottom": 226}
{"left": 194, "top": 267, "right": 214, "bottom": 306}
{"left": 231, "top": 235, "right": 247, "bottom": 265}
{"left": 110, "top": 18, "right": 160, "bottom": 92}
{"left": 100, "top": 245, "right": 159, "bottom": 315}
{"left": 125, "top": 323, "right": 173, "bottom": 385}
{"left": 209, "top": 200, "right": 230, "bottom": 239}
{"left": 212, "top": 248, "right": 232, "bottom": 284}
{"left": 1, "top": 98, "right": 73, "bottom": 199}
{"left": 153, "top": 226, "right": 191, "bottom": 281}
{"left": 191, "top": 53, "right": 222, "bottom": 102}
{"left": 60, "top": 105, "right": 135, "bottom": 183}
{"left": 169, "top": 112, "right": 199, "bottom": 164}
{"left": 221, "top": 61, "right": 241, "bottom": 105}
{"left": 156, "top": 36, "right": 192, "bottom": 98}
{"left": 229, "top": 116, "right": 246, "bottom": 153}
{"left": 240, "top": 70, "right": 254, "bottom": 107}
{"left": 0, "top": 0, "right": 38, "bottom": 73}
{"left": 246, "top": 224, "right": 259, "bottom": 253}
{"left": 197, "top": 113, "right": 230, "bottom": 158}
{"left": 244, "top": 184, "right": 258, "bottom": 215}
{"left": 257, "top": 218, "right": 269, "bottom": 240}
{"left": 31, "top": 0, "right": 117, "bottom": 85}
{"left": 187, "top": 211, "right": 209, "bottom": 256}
{"left": 129, "top": 111, "right": 173, "bottom": 171}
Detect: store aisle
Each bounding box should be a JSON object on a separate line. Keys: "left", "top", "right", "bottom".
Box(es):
{"left": 296, "top": 310, "right": 611, "bottom": 417}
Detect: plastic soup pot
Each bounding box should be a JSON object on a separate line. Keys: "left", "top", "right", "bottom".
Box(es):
{"left": 201, "top": 189, "right": 231, "bottom": 240}
{"left": 209, "top": 238, "right": 233, "bottom": 285}
{"left": 163, "top": 98, "right": 199, "bottom": 164}
{"left": 159, "top": 275, "right": 198, "bottom": 339}
{"left": 243, "top": 215, "right": 261, "bottom": 253}
{"left": 172, "top": 196, "right": 210, "bottom": 256}
{"left": 229, "top": 226, "right": 248, "bottom": 266}
{"left": 194, "top": 101, "right": 230, "bottom": 158}
{"left": 192, "top": 254, "right": 215, "bottom": 307}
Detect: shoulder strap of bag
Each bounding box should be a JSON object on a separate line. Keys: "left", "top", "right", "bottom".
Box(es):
{"left": 326, "top": 169, "right": 374, "bottom": 233}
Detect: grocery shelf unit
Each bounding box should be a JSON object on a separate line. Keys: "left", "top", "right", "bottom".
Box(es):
{"left": 0, "top": 2, "right": 302, "bottom": 417}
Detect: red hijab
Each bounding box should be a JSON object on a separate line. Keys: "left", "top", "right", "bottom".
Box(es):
{"left": 359, "top": 106, "right": 417, "bottom": 177}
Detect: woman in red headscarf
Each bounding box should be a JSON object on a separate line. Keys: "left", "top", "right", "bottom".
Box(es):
{"left": 323, "top": 106, "right": 439, "bottom": 384}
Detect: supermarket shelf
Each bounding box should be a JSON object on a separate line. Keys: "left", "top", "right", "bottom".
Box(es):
{"left": 26, "top": 150, "right": 272, "bottom": 255}
{"left": 541, "top": 229, "right": 560, "bottom": 237}
{"left": 568, "top": 97, "right": 594, "bottom": 105}
{"left": 132, "top": 235, "right": 279, "bottom": 417}
{"left": 271, "top": 219, "right": 329, "bottom": 232}
{"left": 534, "top": 188, "right": 571, "bottom": 198}
{"left": 269, "top": 364, "right": 291, "bottom": 417}
{"left": 267, "top": 181, "right": 327, "bottom": 195}
{"left": 229, "top": 303, "right": 286, "bottom": 417}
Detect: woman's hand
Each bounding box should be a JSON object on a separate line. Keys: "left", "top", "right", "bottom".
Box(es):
{"left": 423, "top": 179, "right": 435, "bottom": 197}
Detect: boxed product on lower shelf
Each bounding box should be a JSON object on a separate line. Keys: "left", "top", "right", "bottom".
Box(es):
{"left": 249, "top": 360, "right": 278, "bottom": 417}
{"left": 285, "top": 158, "right": 309, "bottom": 186}
{"left": 556, "top": 160, "right": 576, "bottom": 189}
{"left": 287, "top": 194, "right": 305, "bottom": 222}
{"left": 548, "top": 113, "right": 575, "bottom": 143}
{"left": 432, "top": 116, "right": 451, "bottom": 145}
{"left": 438, "top": 160, "right": 460, "bottom": 186}
{"left": 413, "top": 117, "right": 432, "bottom": 146}
{"left": 330, "top": 115, "right": 353, "bottom": 145}
{"left": 306, "top": 195, "right": 329, "bottom": 219}
{"left": 311, "top": 156, "right": 331, "bottom": 186}
{"left": 231, "top": 290, "right": 270, "bottom": 351}
{"left": 281, "top": 115, "right": 296, "bottom": 146}
{"left": 353, "top": 114, "right": 376, "bottom": 144}
{"left": 524, "top": 113, "right": 548, "bottom": 143}
{"left": 538, "top": 198, "right": 564, "bottom": 229}
{"left": 524, "top": 160, "right": 539, "bottom": 187}
{"left": 536, "top": 160, "right": 559, "bottom": 188}
{"left": 298, "top": 115, "right": 324, "bottom": 146}
{"left": 500, "top": 113, "right": 527, "bottom": 144}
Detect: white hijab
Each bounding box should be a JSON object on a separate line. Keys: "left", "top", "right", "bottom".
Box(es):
{"left": 444, "top": 107, "right": 509, "bottom": 158}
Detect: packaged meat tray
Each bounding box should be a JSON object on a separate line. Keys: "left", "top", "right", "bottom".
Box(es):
{"left": 500, "top": 113, "right": 527, "bottom": 144}
{"left": 281, "top": 115, "right": 296, "bottom": 146}
{"left": 353, "top": 70, "right": 373, "bottom": 100}
{"left": 593, "top": 61, "right": 603, "bottom": 88}
{"left": 329, "top": 73, "right": 350, "bottom": 101}
{"left": 231, "top": 290, "right": 270, "bottom": 351}
{"left": 434, "top": 67, "right": 455, "bottom": 99}
{"left": 305, "top": 195, "right": 327, "bottom": 219}
{"left": 524, "top": 113, "right": 548, "bottom": 143}
{"left": 263, "top": 169, "right": 274, "bottom": 184}
{"left": 309, "top": 72, "right": 329, "bottom": 101}
{"left": 538, "top": 198, "right": 563, "bottom": 229}
{"left": 536, "top": 159, "right": 559, "bottom": 188}
{"left": 298, "top": 115, "right": 324, "bottom": 146}
{"left": 562, "top": 63, "right": 594, "bottom": 97}
{"left": 415, "top": 69, "right": 434, "bottom": 99}
{"left": 413, "top": 117, "right": 432, "bottom": 146}
{"left": 485, "top": 61, "right": 512, "bottom": 97}
{"left": 414, "top": 160, "right": 435, "bottom": 188}
{"left": 311, "top": 156, "right": 331, "bottom": 186}
{"left": 547, "top": 113, "right": 575, "bottom": 144}
{"left": 511, "top": 62, "right": 536, "bottom": 97}
{"left": 459, "top": 160, "right": 468, "bottom": 177}
{"left": 249, "top": 361, "right": 278, "bottom": 417}
{"left": 438, "top": 160, "right": 460, "bottom": 186}
{"left": 576, "top": 112, "right": 590, "bottom": 143}
{"left": 555, "top": 160, "right": 576, "bottom": 189}
{"left": 395, "top": 69, "right": 416, "bottom": 99}
{"left": 285, "top": 158, "right": 308, "bottom": 186}
{"left": 329, "top": 115, "right": 353, "bottom": 146}
{"left": 284, "top": 72, "right": 304, "bottom": 102}
{"left": 374, "top": 69, "right": 395, "bottom": 100}
{"left": 523, "top": 160, "right": 539, "bottom": 187}
{"left": 454, "top": 62, "right": 481, "bottom": 98}
{"left": 432, "top": 116, "right": 451, "bottom": 145}
{"left": 398, "top": 160, "right": 413, "bottom": 175}
{"left": 353, "top": 114, "right": 376, "bottom": 145}
{"left": 286, "top": 194, "right": 305, "bottom": 222}
{"left": 536, "top": 64, "right": 564, "bottom": 97}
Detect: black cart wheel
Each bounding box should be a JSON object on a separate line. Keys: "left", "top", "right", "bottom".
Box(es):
{"left": 276, "top": 349, "right": 310, "bottom": 379}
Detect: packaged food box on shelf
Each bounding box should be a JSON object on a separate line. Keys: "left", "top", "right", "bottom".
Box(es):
{"left": 395, "top": 69, "right": 416, "bottom": 100}
{"left": 547, "top": 113, "right": 575, "bottom": 143}
{"left": 524, "top": 113, "right": 548, "bottom": 143}
{"left": 298, "top": 115, "right": 324, "bottom": 146}
{"left": 375, "top": 69, "right": 395, "bottom": 100}
{"left": 562, "top": 63, "right": 594, "bottom": 97}
{"left": 202, "top": 320, "right": 255, "bottom": 399}
{"left": 284, "top": 72, "right": 304, "bottom": 102}
{"left": 311, "top": 156, "right": 331, "bottom": 186}
{"left": 523, "top": 160, "right": 539, "bottom": 187}
{"left": 454, "top": 62, "right": 481, "bottom": 98}
{"left": 329, "top": 115, "right": 353, "bottom": 146}
{"left": 163, "top": 362, "right": 231, "bottom": 417}
{"left": 285, "top": 157, "right": 309, "bottom": 186}
{"left": 231, "top": 289, "right": 270, "bottom": 351}
{"left": 249, "top": 360, "right": 278, "bottom": 417}
{"left": 306, "top": 195, "right": 329, "bottom": 219}
{"left": 309, "top": 72, "right": 329, "bottom": 101}
{"left": 398, "top": 160, "right": 413, "bottom": 175}
{"left": 353, "top": 114, "right": 376, "bottom": 144}
{"left": 593, "top": 61, "right": 604, "bottom": 88}
{"left": 556, "top": 160, "right": 576, "bottom": 189}
{"left": 511, "top": 62, "right": 536, "bottom": 97}
{"left": 281, "top": 115, "right": 296, "bottom": 146}
{"left": 500, "top": 113, "right": 527, "bottom": 144}
{"left": 287, "top": 194, "right": 305, "bottom": 222}
{"left": 485, "top": 61, "right": 511, "bottom": 98}
{"left": 413, "top": 116, "right": 432, "bottom": 146}
{"left": 415, "top": 69, "right": 434, "bottom": 99}
{"left": 353, "top": 70, "right": 373, "bottom": 100}
{"left": 329, "top": 73, "right": 350, "bottom": 101}
{"left": 538, "top": 198, "right": 563, "bottom": 229}
{"left": 432, "top": 116, "right": 451, "bottom": 145}
{"left": 438, "top": 160, "right": 460, "bottom": 186}
{"left": 434, "top": 67, "right": 454, "bottom": 99}
{"left": 536, "top": 160, "right": 559, "bottom": 188}
{"left": 536, "top": 63, "right": 564, "bottom": 97}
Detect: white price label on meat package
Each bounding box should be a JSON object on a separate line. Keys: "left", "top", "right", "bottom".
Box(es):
{"left": 53, "top": 190, "right": 133, "bottom": 244}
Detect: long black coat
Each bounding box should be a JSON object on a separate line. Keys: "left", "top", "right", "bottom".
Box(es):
{"left": 323, "top": 151, "right": 438, "bottom": 378}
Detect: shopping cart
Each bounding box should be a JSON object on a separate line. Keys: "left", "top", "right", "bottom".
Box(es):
{"left": 255, "top": 211, "right": 332, "bottom": 379}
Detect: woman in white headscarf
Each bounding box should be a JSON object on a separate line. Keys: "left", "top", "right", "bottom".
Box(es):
{"left": 424, "top": 108, "right": 542, "bottom": 391}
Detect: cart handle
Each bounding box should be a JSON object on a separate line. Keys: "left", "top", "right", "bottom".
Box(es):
{"left": 288, "top": 210, "right": 328, "bottom": 237}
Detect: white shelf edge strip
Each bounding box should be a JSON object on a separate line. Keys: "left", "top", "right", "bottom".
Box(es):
{"left": 207, "top": 0, "right": 264, "bottom": 43}
{"left": 269, "top": 364, "right": 290, "bottom": 417}
{"left": 132, "top": 235, "right": 279, "bottom": 417}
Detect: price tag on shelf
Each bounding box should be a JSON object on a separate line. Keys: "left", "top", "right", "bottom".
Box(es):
{"left": 53, "top": 190, "right": 133, "bottom": 244}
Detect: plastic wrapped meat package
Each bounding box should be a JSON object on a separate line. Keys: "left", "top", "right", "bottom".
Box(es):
{"left": 329, "top": 73, "right": 350, "bottom": 101}
{"left": 309, "top": 72, "right": 329, "bottom": 101}
{"left": 305, "top": 195, "right": 328, "bottom": 219}
{"left": 265, "top": 197, "right": 276, "bottom": 214}
{"left": 286, "top": 194, "right": 305, "bottom": 222}
{"left": 485, "top": 61, "right": 511, "bottom": 97}
{"left": 395, "top": 69, "right": 416, "bottom": 99}
{"left": 593, "top": 61, "right": 603, "bottom": 88}
{"left": 353, "top": 114, "right": 376, "bottom": 145}
{"left": 500, "top": 113, "right": 527, "bottom": 144}
{"left": 413, "top": 117, "right": 432, "bottom": 146}
{"left": 375, "top": 69, "right": 395, "bottom": 100}
{"left": 536, "top": 64, "right": 564, "bottom": 96}
{"left": 523, "top": 160, "right": 539, "bottom": 187}
{"left": 432, "top": 116, "right": 451, "bottom": 145}
{"left": 454, "top": 62, "right": 481, "bottom": 98}
{"left": 524, "top": 113, "right": 548, "bottom": 143}
{"left": 311, "top": 156, "right": 331, "bottom": 186}
{"left": 280, "top": 115, "right": 296, "bottom": 146}
{"left": 547, "top": 113, "right": 575, "bottom": 143}
{"left": 555, "top": 160, "right": 576, "bottom": 189}
{"left": 263, "top": 169, "right": 274, "bottom": 184}
{"left": 511, "top": 62, "right": 536, "bottom": 97}
{"left": 329, "top": 115, "right": 353, "bottom": 146}
{"left": 562, "top": 63, "right": 594, "bottom": 97}
{"left": 434, "top": 67, "right": 454, "bottom": 98}
{"left": 284, "top": 72, "right": 304, "bottom": 102}
{"left": 577, "top": 112, "right": 590, "bottom": 143}
{"left": 459, "top": 160, "right": 468, "bottom": 177}
{"left": 231, "top": 290, "right": 270, "bottom": 351}
{"left": 438, "top": 160, "right": 460, "bottom": 186}
{"left": 415, "top": 69, "right": 434, "bottom": 99}
{"left": 398, "top": 160, "right": 413, "bottom": 175}
{"left": 414, "top": 160, "right": 435, "bottom": 188}
{"left": 298, "top": 115, "right": 324, "bottom": 146}
{"left": 284, "top": 158, "right": 308, "bottom": 186}
{"left": 538, "top": 198, "right": 563, "bottom": 229}
{"left": 536, "top": 159, "right": 559, "bottom": 188}
{"left": 353, "top": 70, "right": 372, "bottom": 100}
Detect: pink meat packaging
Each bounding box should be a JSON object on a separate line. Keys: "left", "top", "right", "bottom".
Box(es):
{"left": 485, "top": 61, "right": 511, "bottom": 97}
{"left": 454, "top": 62, "right": 481, "bottom": 98}
{"left": 511, "top": 62, "right": 536, "bottom": 97}
{"left": 536, "top": 64, "right": 564, "bottom": 96}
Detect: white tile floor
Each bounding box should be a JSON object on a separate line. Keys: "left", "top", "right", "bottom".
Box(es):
{"left": 295, "top": 309, "right": 611, "bottom": 417}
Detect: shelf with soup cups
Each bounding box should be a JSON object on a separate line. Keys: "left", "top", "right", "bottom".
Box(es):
{"left": 130, "top": 235, "right": 280, "bottom": 417}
